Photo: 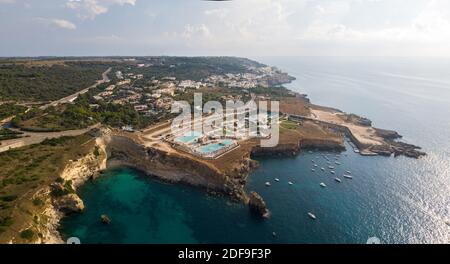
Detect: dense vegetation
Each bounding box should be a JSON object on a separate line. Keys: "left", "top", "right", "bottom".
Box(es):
{"left": 0, "top": 128, "right": 23, "bottom": 141}
{"left": 248, "top": 86, "right": 294, "bottom": 98}
{"left": 12, "top": 94, "right": 157, "bottom": 131}
{"left": 174, "top": 86, "right": 252, "bottom": 109}
{"left": 0, "top": 103, "right": 27, "bottom": 120}
{"left": 118, "top": 56, "right": 264, "bottom": 82}
{"left": 0, "top": 61, "right": 111, "bottom": 101}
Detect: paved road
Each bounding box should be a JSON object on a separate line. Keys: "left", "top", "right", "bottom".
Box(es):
{"left": 0, "top": 124, "right": 100, "bottom": 153}
{"left": 40, "top": 67, "right": 111, "bottom": 110}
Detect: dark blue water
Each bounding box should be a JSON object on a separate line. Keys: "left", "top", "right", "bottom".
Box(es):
{"left": 61, "top": 57, "right": 450, "bottom": 244}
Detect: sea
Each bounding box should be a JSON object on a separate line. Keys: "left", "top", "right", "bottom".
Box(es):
{"left": 60, "top": 57, "right": 450, "bottom": 244}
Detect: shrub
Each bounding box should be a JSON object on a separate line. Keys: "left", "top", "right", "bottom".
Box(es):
{"left": 55, "top": 177, "right": 65, "bottom": 183}
{"left": 93, "top": 146, "right": 100, "bottom": 157}
{"left": 0, "top": 216, "right": 14, "bottom": 227}
{"left": 20, "top": 229, "right": 34, "bottom": 240}
{"left": 0, "top": 195, "right": 18, "bottom": 202}
{"left": 32, "top": 198, "right": 44, "bottom": 206}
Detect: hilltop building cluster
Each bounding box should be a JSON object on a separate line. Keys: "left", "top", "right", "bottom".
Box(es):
{"left": 91, "top": 64, "right": 292, "bottom": 119}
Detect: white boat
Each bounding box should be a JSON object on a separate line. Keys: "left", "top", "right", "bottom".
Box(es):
{"left": 308, "top": 212, "right": 317, "bottom": 220}
{"left": 265, "top": 182, "right": 271, "bottom": 187}
{"left": 288, "top": 181, "right": 294, "bottom": 185}
{"left": 311, "top": 169, "right": 316, "bottom": 172}
{"left": 346, "top": 170, "right": 352, "bottom": 174}
{"left": 314, "top": 164, "right": 318, "bottom": 167}
{"left": 274, "top": 178, "right": 280, "bottom": 182}
{"left": 334, "top": 178, "right": 342, "bottom": 183}
{"left": 330, "top": 170, "right": 336, "bottom": 174}
{"left": 328, "top": 166, "right": 335, "bottom": 169}
{"left": 335, "top": 161, "right": 341, "bottom": 165}
{"left": 343, "top": 174, "right": 353, "bottom": 179}
{"left": 354, "top": 148, "right": 360, "bottom": 153}
{"left": 320, "top": 182, "right": 327, "bottom": 187}
{"left": 321, "top": 167, "right": 325, "bottom": 171}
{"left": 311, "top": 160, "right": 315, "bottom": 163}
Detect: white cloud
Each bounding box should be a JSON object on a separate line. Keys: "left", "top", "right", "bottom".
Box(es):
{"left": 204, "top": 8, "right": 228, "bottom": 19}
{"left": 66, "top": 0, "right": 136, "bottom": 20}
{"left": 51, "top": 19, "right": 77, "bottom": 30}
{"left": 4, "top": 0, "right": 450, "bottom": 56}
{"left": 35, "top": 18, "right": 77, "bottom": 30}
{"left": 181, "top": 24, "right": 211, "bottom": 39}
{"left": 299, "top": 1, "right": 450, "bottom": 44}
{"left": 128, "top": 0, "right": 450, "bottom": 56}
{"left": 0, "top": 0, "right": 15, "bottom": 4}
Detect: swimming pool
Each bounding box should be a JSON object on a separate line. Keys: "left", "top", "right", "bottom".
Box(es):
{"left": 174, "top": 131, "right": 203, "bottom": 144}
{"left": 196, "top": 139, "right": 235, "bottom": 154}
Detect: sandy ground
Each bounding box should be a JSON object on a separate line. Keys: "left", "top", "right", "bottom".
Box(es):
{"left": 309, "top": 108, "right": 383, "bottom": 146}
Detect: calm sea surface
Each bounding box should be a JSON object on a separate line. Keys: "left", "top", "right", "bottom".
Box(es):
{"left": 61, "top": 57, "right": 450, "bottom": 244}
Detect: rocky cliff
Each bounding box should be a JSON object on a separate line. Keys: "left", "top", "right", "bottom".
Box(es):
{"left": 105, "top": 135, "right": 234, "bottom": 193}
{"left": 38, "top": 135, "right": 108, "bottom": 244}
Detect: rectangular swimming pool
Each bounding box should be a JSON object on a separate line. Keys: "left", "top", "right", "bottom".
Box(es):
{"left": 174, "top": 131, "right": 203, "bottom": 144}
{"left": 196, "top": 139, "right": 235, "bottom": 154}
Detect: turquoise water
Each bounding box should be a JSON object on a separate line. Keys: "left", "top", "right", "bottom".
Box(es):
{"left": 196, "top": 139, "right": 234, "bottom": 154}
{"left": 174, "top": 131, "right": 202, "bottom": 144}
{"left": 61, "top": 57, "right": 450, "bottom": 244}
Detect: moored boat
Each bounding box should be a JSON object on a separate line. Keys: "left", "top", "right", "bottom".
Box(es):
{"left": 308, "top": 212, "right": 317, "bottom": 220}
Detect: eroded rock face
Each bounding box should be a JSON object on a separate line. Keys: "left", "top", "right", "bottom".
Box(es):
{"left": 248, "top": 191, "right": 270, "bottom": 219}
{"left": 106, "top": 135, "right": 231, "bottom": 190}
{"left": 54, "top": 194, "right": 85, "bottom": 213}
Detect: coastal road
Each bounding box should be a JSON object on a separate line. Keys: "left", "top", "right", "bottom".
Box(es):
{"left": 0, "top": 124, "right": 100, "bottom": 153}
{"left": 40, "top": 67, "right": 111, "bottom": 110}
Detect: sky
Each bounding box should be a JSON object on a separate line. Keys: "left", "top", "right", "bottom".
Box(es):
{"left": 1, "top": 0, "right": 450, "bottom": 56}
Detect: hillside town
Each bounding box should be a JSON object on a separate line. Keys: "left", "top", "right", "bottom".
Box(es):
{"left": 91, "top": 63, "right": 295, "bottom": 119}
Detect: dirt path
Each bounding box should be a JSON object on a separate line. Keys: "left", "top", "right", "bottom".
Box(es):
{"left": 0, "top": 124, "right": 100, "bottom": 153}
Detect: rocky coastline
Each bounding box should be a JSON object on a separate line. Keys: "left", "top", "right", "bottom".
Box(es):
{"left": 38, "top": 126, "right": 347, "bottom": 243}
{"left": 38, "top": 84, "right": 425, "bottom": 242}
